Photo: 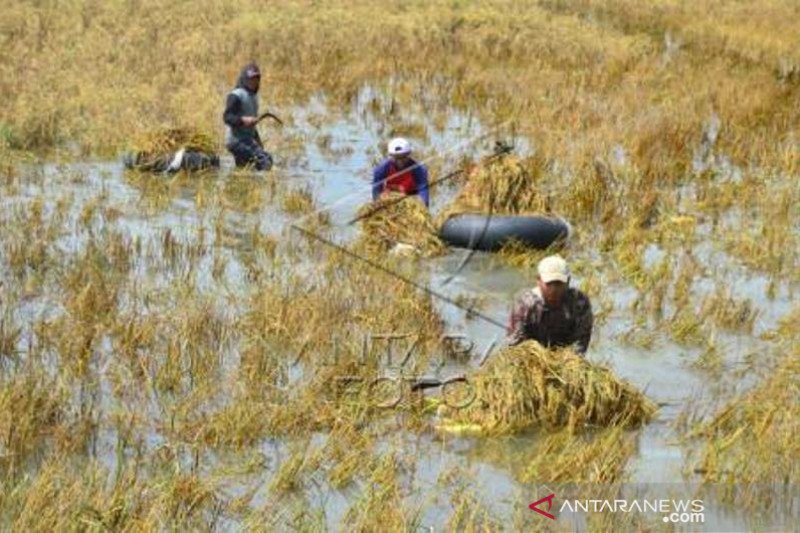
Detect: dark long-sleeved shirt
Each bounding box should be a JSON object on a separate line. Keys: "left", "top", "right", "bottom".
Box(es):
{"left": 223, "top": 93, "right": 261, "bottom": 145}
{"left": 507, "top": 286, "right": 593, "bottom": 354}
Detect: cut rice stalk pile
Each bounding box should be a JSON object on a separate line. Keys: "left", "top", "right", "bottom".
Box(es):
{"left": 127, "top": 127, "right": 216, "bottom": 171}
{"left": 437, "top": 154, "right": 550, "bottom": 225}
{"left": 131, "top": 127, "right": 216, "bottom": 155}
{"left": 443, "top": 341, "right": 656, "bottom": 434}
{"left": 356, "top": 192, "right": 445, "bottom": 257}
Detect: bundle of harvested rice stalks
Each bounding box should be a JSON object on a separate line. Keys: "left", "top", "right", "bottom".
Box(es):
{"left": 441, "top": 341, "right": 656, "bottom": 434}
{"left": 355, "top": 192, "right": 446, "bottom": 257}
{"left": 132, "top": 127, "right": 216, "bottom": 155}
{"left": 437, "top": 154, "right": 551, "bottom": 226}
{"left": 125, "top": 127, "right": 217, "bottom": 172}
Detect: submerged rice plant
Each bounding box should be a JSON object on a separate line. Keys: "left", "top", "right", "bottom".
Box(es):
{"left": 685, "top": 308, "right": 800, "bottom": 510}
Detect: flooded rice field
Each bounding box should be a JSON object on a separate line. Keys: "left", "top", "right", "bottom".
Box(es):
{"left": 1, "top": 85, "right": 798, "bottom": 532}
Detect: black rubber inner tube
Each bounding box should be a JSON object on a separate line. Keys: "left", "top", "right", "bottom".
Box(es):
{"left": 439, "top": 214, "right": 571, "bottom": 252}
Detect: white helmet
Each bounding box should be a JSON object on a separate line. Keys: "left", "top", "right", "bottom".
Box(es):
{"left": 387, "top": 137, "right": 412, "bottom": 156}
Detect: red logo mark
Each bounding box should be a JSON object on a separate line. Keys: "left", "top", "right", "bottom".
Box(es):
{"left": 529, "top": 493, "right": 556, "bottom": 520}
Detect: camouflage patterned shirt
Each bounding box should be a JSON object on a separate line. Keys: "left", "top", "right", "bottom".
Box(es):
{"left": 506, "top": 286, "right": 593, "bottom": 354}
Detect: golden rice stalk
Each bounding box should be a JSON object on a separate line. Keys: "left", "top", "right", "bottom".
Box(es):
{"left": 355, "top": 192, "right": 445, "bottom": 257}
{"left": 521, "top": 426, "right": 635, "bottom": 484}
{"left": 443, "top": 341, "right": 656, "bottom": 434}
{"left": 127, "top": 127, "right": 216, "bottom": 171}
{"left": 691, "top": 353, "right": 799, "bottom": 495}
{"left": 131, "top": 127, "right": 215, "bottom": 155}
{"left": 437, "top": 153, "right": 550, "bottom": 225}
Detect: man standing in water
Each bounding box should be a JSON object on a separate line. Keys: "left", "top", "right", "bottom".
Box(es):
{"left": 223, "top": 63, "right": 273, "bottom": 171}
{"left": 507, "top": 255, "right": 594, "bottom": 355}
{"left": 372, "top": 137, "right": 430, "bottom": 207}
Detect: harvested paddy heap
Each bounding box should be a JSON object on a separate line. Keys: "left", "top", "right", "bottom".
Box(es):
{"left": 436, "top": 153, "right": 566, "bottom": 264}
{"left": 441, "top": 341, "right": 657, "bottom": 435}
{"left": 437, "top": 154, "right": 550, "bottom": 223}
{"left": 355, "top": 192, "right": 445, "bottom": 256}
{"left": 125, "top": 127, "right": 216, "bottom": 172}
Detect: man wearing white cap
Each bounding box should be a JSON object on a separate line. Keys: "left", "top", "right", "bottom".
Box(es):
{"left": 507, "top": 255, "right": 594, "bottom": 355}
{"left": 372, "top": 137, "right": 430, "bottom": 207}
